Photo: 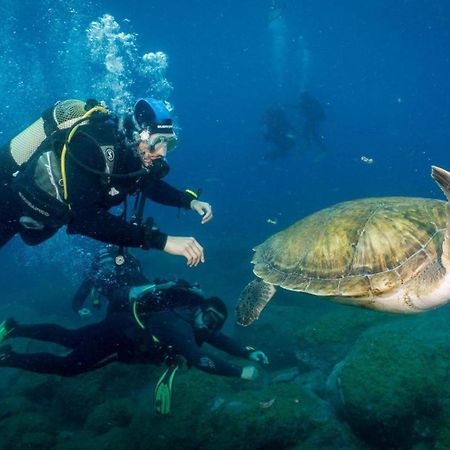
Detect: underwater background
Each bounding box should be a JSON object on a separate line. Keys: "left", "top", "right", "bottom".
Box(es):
{"left": 1, "top": 0, "right": 450, "bottom": 448}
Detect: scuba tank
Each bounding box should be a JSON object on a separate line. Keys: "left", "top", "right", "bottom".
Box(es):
{"left": 5, "top": 100, "right": 89, "bottom": 174}
{"left": 8, "top": 99, "right": 112, "bottom": 230}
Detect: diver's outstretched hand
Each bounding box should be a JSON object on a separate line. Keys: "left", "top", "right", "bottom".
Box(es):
{"left": 164, "top": 236, "right": 205, "bottom": 267}
{"left": 191, "top": 200, "right": 213, "bottom": 224}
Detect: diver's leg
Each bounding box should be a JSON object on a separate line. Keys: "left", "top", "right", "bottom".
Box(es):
{"left": 9, "top": 322, "right": 104, "bottom": 349}
{"left": 9, "top": 323, "right": 81, "bottom": 348}
{"left": 9, "top": 314, "right": 131, "bottom": 349}
{"left": 0, "top": 341, "right": 116, "bottom": 376}
{"left": 1, "top": 315, "right": 133, "bottom": 375}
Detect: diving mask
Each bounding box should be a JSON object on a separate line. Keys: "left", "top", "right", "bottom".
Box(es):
{"left": 136, "top": 129, "right": 178, "bottom": 153}
{"left": 195, "top": 306, "right": 226, "bottom": 332}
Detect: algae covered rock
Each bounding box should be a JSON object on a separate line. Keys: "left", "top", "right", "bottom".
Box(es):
{"left": 197, "top": 382, "right": 338, "bottom": 450}
{"left": 52, "top": 428, "right": 132, "bottom": 450}
{"left": 52, "top": 372, "right": 108, "bottom": 424}
{"left": 294, "top": 308, "right": 391, "bottom": 370}
{"left": 21, "top": 431, "right": 55, "bottom": 450}
{"left": 52, "top": 364, "right": 150, "bottom": 425}
{"left": 130, "top": 367, "right": 353, "bottom": 450}
{"left": 328, "top": 316, "right": 450, "bottom": 447}
{"left": 0, "top": 411, "right": 55, "bottom": 448}
{"left": 129, "top": 368, "right": 234, "bottom": 450}
{"left": 0, "top": 394, "right": 36, "bottom": 419}
{"left": 84, "top": 398, "right": 133, "bottom": 435}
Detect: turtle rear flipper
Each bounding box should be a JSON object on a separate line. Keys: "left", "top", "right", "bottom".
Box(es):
{"left": 432, "top": 166, "right": 450, "bottom": 199}
{"left": 432, "top": 166, "right": 450, "bottom": 267}
{"left": 235, "top": 279, "right": 276, "bottom": 326}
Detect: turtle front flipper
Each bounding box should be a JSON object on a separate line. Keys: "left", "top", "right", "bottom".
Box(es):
{"left": 432, "top": 166, "right": 450, "bottom": 267}
{"left": 235, "top": 278, "right": 276, "bottom": 326}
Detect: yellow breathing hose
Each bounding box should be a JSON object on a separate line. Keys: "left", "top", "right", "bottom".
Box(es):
{"left": 60, "top": 105, "right": 109, "bottom": 201}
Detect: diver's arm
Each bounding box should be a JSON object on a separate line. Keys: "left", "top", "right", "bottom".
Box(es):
{"left": 206, "top": 332, "right": 251, "bottom": 358}
{"left": 71, "top": 277, "right": 94, "bottom": 313}
{"left": 64, "top": 139, "right": 167, "bottom": 249}
{"left": 67, "top": 207, "right": 167, "bottom": 249}
{"left": 179, "top": 342, "right": 242, "bottom": 377}
{"left": 208, "top": 332, "right": 269, "bottom": 365}
{"left": 143, "top": 179, "right": 194, "bottom": 209}
{"left": 144, "top": 179, "right": 212, "bottom": 224}
{"left": 155, "top": 321, "right": 242, "bottom": 377}
{"left": 192, "top": 351, "right": 242, "bottom": 377}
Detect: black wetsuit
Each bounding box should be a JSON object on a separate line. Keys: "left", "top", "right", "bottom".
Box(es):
{"left": 0, "top": 148, "right": 31, "bottom": 246}
{"left": 1, "top": 308, "right": 248, "bottom": 378}
{"left": 0, "top": 119, "right": 194, "bottom": 248}
{"left": 71, "top": 251, "right": 149, "bottom": 314}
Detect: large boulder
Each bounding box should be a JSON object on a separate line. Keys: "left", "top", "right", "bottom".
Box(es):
{"left": 84, "top": 398, "right": 134, "bottom": 435}
{"left": 327, "top": 315, "right": 450, "bottom": 448}
{"left": 127, "top": 367, "right": 362, "bottom": 450}
{"left": 0, "top": 411, "right": 56, "bottom": 449}
{"left": 196, "top": 383, "right": 356, "bottom": 450}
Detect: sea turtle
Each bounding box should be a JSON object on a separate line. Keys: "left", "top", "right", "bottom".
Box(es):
{"left": 236, "top": 166, "right": 450, "bottom": 326}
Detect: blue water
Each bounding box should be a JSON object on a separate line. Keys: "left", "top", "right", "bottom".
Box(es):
{"left": 1, "top": 0, "right": 450, "bottom": 447}
{"left": 2, "top": 0, "right": 450, "bottom": 240}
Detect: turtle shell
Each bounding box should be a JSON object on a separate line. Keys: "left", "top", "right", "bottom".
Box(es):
{"left": 253, "top": 197, "right": 447, "bottom": 297}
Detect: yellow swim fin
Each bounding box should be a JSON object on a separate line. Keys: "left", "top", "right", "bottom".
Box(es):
{"left": 155, "top": 364, "right": 179, "bottom": 415}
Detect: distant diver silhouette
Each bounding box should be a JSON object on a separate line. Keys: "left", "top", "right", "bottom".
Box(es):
{"left": 297, "top": 92, "right": 327, "bottom": 154}
{"left": 262, "top": 104, "right": 296, "bottom": 159}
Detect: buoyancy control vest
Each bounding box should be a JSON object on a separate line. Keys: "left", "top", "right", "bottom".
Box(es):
{"left": 9, "top": 100, "right": 115, "bottom": 228}
{"left": 130, "top": 280, "right": 205, "bottom": 328}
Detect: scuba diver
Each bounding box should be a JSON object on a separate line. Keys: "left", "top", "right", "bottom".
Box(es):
{"left": 262, "top": 104, "right": 296, "bottom": 159}
{"left": 71, "top": 243, "right": 195, "bottom": 319}
{"left": 0, "top": 283, "right": 269, "bottom": 414}
{"left": 0, "top": 98, "right": 212, "bottom": 267}
{"left": 71, "top": 244, "right": 151, "bottom": 318}
{"left": 296, "top": 91, "right": 327, "bottom": 154}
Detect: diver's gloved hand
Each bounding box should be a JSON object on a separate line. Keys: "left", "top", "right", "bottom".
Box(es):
{"left": 78, "top": 308, "right": 92, "bottom": 319}
{"left": 241, "top": 365, "right": 259, "bottom": 381}
{"left": 249, "top": 350, "right": 269, "bottom": 365}
{"left": 190, "top": 200, "right": 213, "bottom": 224}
